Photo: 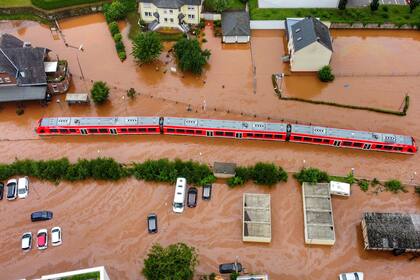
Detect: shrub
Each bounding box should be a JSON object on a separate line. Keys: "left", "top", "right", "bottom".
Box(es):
{"left": 202, "top": 38, "right": 208, "bottom": 43}
{"left": 104, "top": 0, "right": 127, "bottom": 22}
{"left": 115, "top": 40, "right": 125, "bottom": 52}
{"left": 318, "top": 65, "right": 335, "bottom": 82}
{"left": 230, "top": 272, "right": 240, "bottom": 280}
{"left": 198, "top": 19, "right": 205, "bottom": 29}
{"left": 252, "top": 162, "right": 288, "bottom": 186}
{"left": 113, "top": 33, "right": 122, "bottom": 42}
{"left": 142, "top": 243, "right": 198, "bottom": 280}
{"left": 227, "top": 176, "right": 245, "bottom": 187}
{"left": 132, "top": 32, "right": 163, "bottom": 64}
{"left": 89, "top": 157, "right": 125, "bottom": 180}
{"left": 118, "top": 51, "right": 127, "bottom": 61}
{"left": 127, "top": 88, "right": 136, "bottom": 98}
{"left": 384, "top": 179, "right": 405, "bottom": 193}
{"left": 16, "top": 108, "right": 24, "bottom": 115}
{"left": 90, "top": 81, "right": 110, "bottom": 104}
{"left": 294, "top": 168, "right": 330, "bottom": 184}
{"left": 382, "top": 5, "right": 389, "bottom": 12}
{"left": 415, "top": 186, "right": 420, "bottom": 196}
{"left": 358, "top": 180, "right": 369, "bottom": 192}
{"left": 173, "top": 38, "right": 211, "bottom": 74}
{"left": 109, "top": 21, "right": 120, "bottom": 36}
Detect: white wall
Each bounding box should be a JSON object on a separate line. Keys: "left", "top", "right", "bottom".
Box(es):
{"left": 250, "top": 20, "right": 285, "bottom": 29}
{"left": 201, "top": 12, "right": 221, "bottom": 21}
{"left": 290, "top": 41, "right": 332, "bottom": 72}
{"left": 258, "top": 0, "right": 339, "bottom": 8}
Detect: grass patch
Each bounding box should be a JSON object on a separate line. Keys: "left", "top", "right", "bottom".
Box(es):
{"left": 249, "top": 0, "right": 420, "bottom": 26}
{"left": 0, "top": 13, "right": 50, "bottom": 24}
{"left": 0, "top": 0, "right": 31, "bottom": 7}
{"left": 31, "top": 0, "right": 107, "bottom": 10}
{"left": 127, "top": 11, "right": 140, "bottom": 40}
{"left": 204, "top": 0, "right": 246, "bottom": 12}
{"left": 157, "top": 32, "right": 185, "bottom": 42}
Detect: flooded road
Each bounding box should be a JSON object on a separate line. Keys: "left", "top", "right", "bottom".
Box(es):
{"left": 0, "top": 14, "right": 419, "bottom": 279}
{"left": 0, "top": 179, "right": 418, "bottom": 280}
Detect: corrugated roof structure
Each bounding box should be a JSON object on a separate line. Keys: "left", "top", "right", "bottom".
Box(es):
{"left": 243, "top": 193, "right": 271, "bottom": 243}
{"left": 302, "top": 183, "right": 335, "bottom": 245}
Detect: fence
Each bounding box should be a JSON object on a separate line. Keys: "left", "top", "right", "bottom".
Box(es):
{"left": 258, "top": 0, "right": 338, "bottom": 8}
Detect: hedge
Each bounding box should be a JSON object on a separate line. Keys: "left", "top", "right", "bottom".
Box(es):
{"left": 227, "top": 162, "right": 288, "bottom": 187}
{"left": 31, "top": 0, "right": 107, "bottom": 10}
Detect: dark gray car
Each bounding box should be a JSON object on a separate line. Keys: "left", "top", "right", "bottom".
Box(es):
{"left": 31, "top": 211, "right": 53, "bottom": 222}
{"left": 147, "top": 213, "right": 158, "bottom": 233}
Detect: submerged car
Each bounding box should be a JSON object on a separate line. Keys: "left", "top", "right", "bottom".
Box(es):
{"left": 17, "top": 176, "right": 29, "bottom": 199}
{"left": 31, "top": 211, "right": 53, "bottom": 222}
{"left": 6, "top": 179, "right": 17, "bottom": 200}
{"left": 219, "top": 262, "right": 243, "bottom": 274}
{"left": 187, "top": 187, "right": 198, "bottom": 208}
{"left": 0, "top": 182, "right": 4, "bottom": 200}
{"left": 21, "top": 232, "right": 32, "bottom": 251}
{"left": 339, "top": 272, "right": 364, "bottom": 280}
{"left": 37, "top": 229, "right": 48, "bottom": 250}
{"left": 202, "top": 184, "right": 212, "bottom": 200}
{"left": 147, "top": 213, "right": 158, "bottom": 234}
{"left": 51, "top": 227, "right": 62, "bottom": 246}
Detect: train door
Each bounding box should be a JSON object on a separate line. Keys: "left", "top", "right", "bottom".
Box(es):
{"left": 80, "top": 129, "right": 88, "bottom": 135}
{"left": 110, "top": 128, "right": 117, "bottom": 135}
{"left": 206, "top": 131, "right": 214, "bottom": 137}
{"left": 363, "top": 143, "right": 371, "bottom": 150}
{"left": 235, "top": 132, "right": 242, "bottom": 139}
{"left": 333, "top": 140, "right": 341, "bottom": 147}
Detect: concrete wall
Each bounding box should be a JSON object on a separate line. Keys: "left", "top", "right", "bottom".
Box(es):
{"left": 201, "top": 12, "right": 221, "bottom": 21}
{"left": 250, "top": 20, "right": 285, "bottom": 29}
{"left": 223, "top": 35, "right": 250, "bottom": 43}
{"left": 258, "top": 0, "right": 339, "bottom": 8}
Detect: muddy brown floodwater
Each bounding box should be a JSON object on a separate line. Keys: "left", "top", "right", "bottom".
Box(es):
{"left": 0, "top": 14, "right": 419, "bottom": 280}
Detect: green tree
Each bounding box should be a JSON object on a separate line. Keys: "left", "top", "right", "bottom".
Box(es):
{"left": 213, "top": 0, "right": 228, "bottom": 13}
{"left": 132, "top": 32, "right": 163, "bottom": 64}
{"left": 104, "top": 0, "right": 127, "bottom": 22}
{"left": 338, "top": 0, "right": 348, "bottom": 10}
{"left": 409, "top": 0, "right": 419, "bottom": 13}
{"left": 370, "top": 0, "right": 380, "bottom": 11}
{"left": 294, "top": 168, "right": 330, "bottom": 184}
{"left": 318, "top": 65, "right": 335, "bottom": 82}
{"left": 174, "top": 38, "right": 211, "bottom": 74}
{"left": 90, "top": 81, "right": 110, "bottom": 104}
{"left": 142, "top": 243, "right": 198, "bottom": 280}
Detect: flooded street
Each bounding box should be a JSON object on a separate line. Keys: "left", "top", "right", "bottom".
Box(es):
{"left": 0, "top": 14, "right": 419, "bottom": 279}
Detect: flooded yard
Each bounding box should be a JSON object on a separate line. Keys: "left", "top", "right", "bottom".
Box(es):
{"left": 0, "top": 14, "right": 419, "bottom": 280}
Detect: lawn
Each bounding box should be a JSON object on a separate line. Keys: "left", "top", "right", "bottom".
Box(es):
{"left": 31, "top": 0, "right": 107, "bottom": 10}
{"left": 0, "top": 0, "right": 31, "bottom": 7}
{"left": 204, "top": 0, "right": 245, "bottom": 12}
{"left": 249, "top": 0, "right": 420, "bottom": 26}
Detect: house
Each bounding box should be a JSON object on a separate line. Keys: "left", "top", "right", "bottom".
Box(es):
{"left": 221, "top": 11, "right": 251, "bottom": 44}
{"left": 39, "top": 266, "right": 110, "bottom": 280}
{"left": 138, "top": 0, "right": 203, "bottom": 33}
{"left": 258, "top": 0, "right": 339, "bottom": 8}
{"left": 285, "top": 17, "right": 333, "bottom": 72}
{"left": 0, "top": 33, "right": 70, "bottom": 103}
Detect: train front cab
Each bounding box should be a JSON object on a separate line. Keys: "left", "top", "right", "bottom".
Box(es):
{"left": 36, "top": 126, "right": 161, "bottom": 136}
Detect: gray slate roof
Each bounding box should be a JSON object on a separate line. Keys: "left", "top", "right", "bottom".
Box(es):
{"left": 0, "top": 86, "right": 46, "bottom": 102}
{"left": 140, "top": 0, "right": 201, "bottom": 9}
{"left": 291, "top": 17, "right": 333, "bottom": 52}
{"left": 221, "top": 11, "right": 250, "bottom": 37}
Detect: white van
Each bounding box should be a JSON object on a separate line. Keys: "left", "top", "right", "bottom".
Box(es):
{"left": 18, "top": 176, "right": 29, "bottom": 199}
{"left": 173, "top": 177, "right": 187, "bottom": 213}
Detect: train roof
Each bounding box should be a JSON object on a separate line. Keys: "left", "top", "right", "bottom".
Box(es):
{"left": 40, "top": 117, "right": 160, "bottom": 127}
{"left": 163, "top": 117, "right": 287, "bottom": 132}
{"left": 292, "top": 124, "right": 413, "bottom": 145}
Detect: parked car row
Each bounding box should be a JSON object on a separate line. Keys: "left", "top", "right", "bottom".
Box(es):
{"left": 0, "top": 177, "right": 29, "bottom": 201}
{"left": 21, "top": 227, "right": 62, "bottom": 251}
{"left": 172, "top": 178, "right": 212, "bottom": 214}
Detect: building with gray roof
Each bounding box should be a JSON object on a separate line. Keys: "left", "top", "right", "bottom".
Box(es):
{"left": 221, "top": 11, "right": 250, "bottom": 44}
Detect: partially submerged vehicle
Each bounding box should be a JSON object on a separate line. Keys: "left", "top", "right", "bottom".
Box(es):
{"left": 51, "top": 227, "right": 62, "bottom": 246}
{"left": 187, "top": 187, "right": 197, "bottom": 208}
{"left": 37, "top": 229, "right": 48, "bottom": 250}
{"left": 147, "top": 214, "right": 158, "bottom": 234}
{"left": 21, "top": 232, "right": 32, "bottom": 252}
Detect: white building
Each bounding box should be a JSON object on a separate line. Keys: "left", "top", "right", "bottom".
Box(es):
{"left": 221, "top": 11, "right": 251, "bottom": 44}
{"left": 138, "top": 0, "right": 203, "bottom": 33}
{"left": 286, "top": 17, "right": 333, "bottom": 72}
{"left": 258, "top": 0, "right": 339, "bottom": 8}
{"left": 39, "top": 266, "right": 110, "bottom": 280}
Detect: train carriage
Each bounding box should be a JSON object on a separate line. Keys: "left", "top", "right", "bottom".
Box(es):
{"left": 36, "top": 117, "right": 161, "bottom": 135}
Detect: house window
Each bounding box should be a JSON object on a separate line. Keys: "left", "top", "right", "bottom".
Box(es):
{"left": 164, "top": 18, "right": 168, "bottom": 22}
{"left": 188, "top": 14, "right": 195, "bottom": 19}
{"left": 170, "top": 18, "right": 174, "bottom": 23}
{"left": 188, "top": 6, "right": 195, "bottom": 11}
{"left": 164, "top": 10, "right": 168, "bottom": 14}
{"left": 169, "top": 9, "right": 173, "bottom": 14}
{"left": 144, "top": 12, "right": 152, "bottom": 17}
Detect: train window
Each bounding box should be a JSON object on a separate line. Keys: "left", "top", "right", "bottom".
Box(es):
{"left": 167, "top": 128, "right": 175, "bottom": 133}
{"left": 274, "top": 135, "right": 283, "bottom": 139}
{"left": 99, "top": 128, "right": 108, "bottom": 133}
{"left": 186, "top": 130, "right": 194, "bottom": 134}
{"left": 393, "top": 147, "right": 403, "bottom": 151}
{"left": 69, "top": 129, "right": 76, "bottom": 133}
{"left": 246, "top": 133, "right": 253, "bottom": 137}
{"left": 384, "top": 146, "right": 392, "bottom": 150}
{"left": 50, "top": 129, "right": 58, "bottom": 133}
{"left": 303, "top": 137, "right": 312, "bottom": 141}
{"left": 38, "top": 129, "right": 45, "bottom": 133}
{"left": 121, "top": 128, "right": 127, "bottom": 133}
{"left": 353, "top": 142, "right": 363, "bottom": 148}
{"left": 176, "top": 129, "right": 185, "bottom": 133}
{"left": 195, "top": 130, "right": 202, "bottom": 134}
{"left": 342, "top": 141, "right": 352, "bottom": 146}
{"left": 215, "top": 131, "right": 224, "bottom": 136}
{"left": 322, "top": 139, "right": 330, "bottom": 144}
{"left": 128, "top": 128, "right": 137, "bottom": 133}
{"left": 225, "top": 132, "right": 234, "bottom": 137}
{"left": 138, "top": 128, "right": 146, "bottom": 132}
{"left": 59, "top": 129, "right": 68, "bottom": 133}
{"left": 294, "top": 136, "right": 302, "bottom": 141}
{"left": 375, "top": 145, "right": 383, "bottom": 149}
{"left": 88, "top": 129, "right": 98, "bottom": 133}
{"left": 148, "top": 128, "right": 157, "bottom": 132}
{"left": 255, "top": 134, "right": 263, "bottom": 138}
{"left": 314, "top": 138, "right": 322, "bottom": 143}
{"left": 264, "top": 134, "right": 273, "bottom": 138}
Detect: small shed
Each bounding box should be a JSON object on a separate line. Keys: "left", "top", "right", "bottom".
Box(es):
{"left": 329, "top": 181, "right": 351, "bottom": 196}
{"left": 65, "top": 93, "right": 89, "bottom": 104}
{"left": 221, "top": 11, "right": 250, "bottom": 44}
{"left": 237, "top": 275, "right": 269, "bottom": 280}
{"left": 243, "top": 193, "right": 271, "bottom": 243}
{"left": 213, "top": 162, "right": 236, "bottom": 178}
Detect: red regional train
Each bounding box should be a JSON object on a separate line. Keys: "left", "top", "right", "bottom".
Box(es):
{"left": 35, "top": 116, "right": 417, "bottom": 154}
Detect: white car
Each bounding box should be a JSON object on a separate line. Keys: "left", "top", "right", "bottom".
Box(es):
{"left": 51, "top": 227, "right": 62, "bottom": 246}
{"left": 6, "top": 179, "right": 17, "bottom": 200}
{"left": 37, "top": 229, "right": 48, "bottom": 250}
{"left": 17, "top": 176, "right": 29, "bottom": 199}
{"left": 21, "top": 232, "right": 32, "bottom": 251}
{"left": 339, "top": 272, "right": 364, "bottom": 280}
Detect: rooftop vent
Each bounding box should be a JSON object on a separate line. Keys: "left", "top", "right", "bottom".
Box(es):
{"left": 295, "top": 28, "right": 301, "bottom": 33}
{"left": 297, "top": 37, "right": 302, "bottom": 41}
{"left": 23, "top": 42, "right": 31, "bottom": 48}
